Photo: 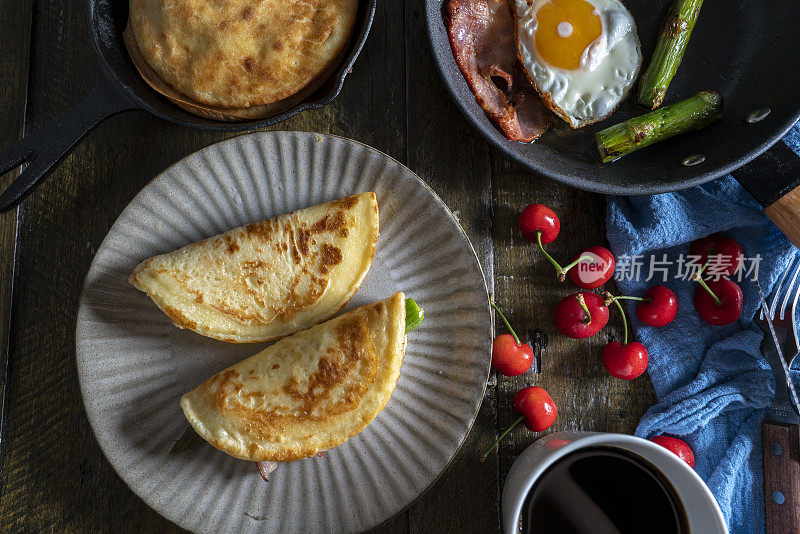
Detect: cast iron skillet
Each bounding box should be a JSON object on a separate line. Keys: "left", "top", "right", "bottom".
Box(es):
{"left": 427, "top": 0, "right": 800, "bottom": 245}
{"left": 0, "top": 0, "right": 376, "bottom": 212}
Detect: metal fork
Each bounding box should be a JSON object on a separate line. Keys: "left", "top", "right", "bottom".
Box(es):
{"left": 759, "top": 253, "right": 800, "bottom": 413}
{"left": 756, "top": 254, "right": 800, "bottom": 534}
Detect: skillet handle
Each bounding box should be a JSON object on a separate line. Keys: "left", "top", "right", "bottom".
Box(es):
{"left": 0, "top": 76, "right": 138, "bottom": 212}
{"left": 765, "top": 186, "right": 800, "bottom": 249}
{"left": 733, "top": 142, "right": 800, "bottom": 249}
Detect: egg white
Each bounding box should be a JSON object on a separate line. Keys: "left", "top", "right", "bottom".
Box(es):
{"left": 514, "top": 0, "right": 641, "bottom": 128}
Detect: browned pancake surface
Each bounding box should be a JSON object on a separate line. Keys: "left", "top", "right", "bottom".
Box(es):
{"left": 129, "top": 0, "right": 358, "bottom": 108}
{"left": 180, "top": 293, "right": 406, "bottom": 462}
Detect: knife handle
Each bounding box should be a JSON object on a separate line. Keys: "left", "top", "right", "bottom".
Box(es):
{"left": 764, "top": 185, "right": 800, "bottom": 250}
{"left": 763, "top": 421, "right": 800, "bottom": 534}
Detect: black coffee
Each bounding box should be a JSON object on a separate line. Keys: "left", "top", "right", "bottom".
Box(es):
{"left": 520, "top": 446, "right": 688, "bottom": 534}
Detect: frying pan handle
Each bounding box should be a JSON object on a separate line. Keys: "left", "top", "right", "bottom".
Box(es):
{"left": 734, "top": 142, "right": 800, "bottom": 249}
{"left": 765, "top": 186, "right": 800, "bottom": 249}
{"left": 0, "top": 76, "right": 138, "bottom": 212}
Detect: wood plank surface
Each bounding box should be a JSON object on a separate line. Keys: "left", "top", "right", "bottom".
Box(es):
{"left": 0, "top": 0, "right": 407, "bottom": 531}
{"left": 0, "top": 1, "right": 184, "bottom": 531}
{"left": 489, "top": 155, "right": 657, "bottom": 483}
{"left": 0, "top": 0, "right": 33, "bottom": 475}
{"left": 403, "top": 3, "right": 500, "bottom": 533}
{"left": 0, "top": 0, "right": 656, "bottom": 532}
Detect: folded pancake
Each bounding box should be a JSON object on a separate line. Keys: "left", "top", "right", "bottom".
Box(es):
{"left": 129, "top": 193, "right": 378, "bottom": 343}
{"left": 180, "top": 293, "right": 407, "bottom": 462}
{"left": 128, "top": 0, "right": 358, "bottom": 108}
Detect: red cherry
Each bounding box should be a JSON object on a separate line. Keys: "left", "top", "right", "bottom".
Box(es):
{"left": 481, "top": 386, "right": 558, "bottom": 461}
{"left": 693, "top": 279, "right": 743, "bottom": 326}
{"left": 650, "top": 436, "right": 695, "bottom": 468}
{"left": 636, "top": 285, "right": 679, "bottom": 327}
{"left": 690, "top": 234, "right": 744, "bottom": 277}
{"left": 567, "top": 246, "right": 616, "bottom": 289}
{"left": 554, "top": 292, "right": 609, "bottom": 339}
{"left": 513, "top": 386, "right": 558, "bottom": 432}
{"left": 603, "top": 293, "right": 646, "bottom": 379}
{"left": 602, "top": 341, "right": 649, "bottom": 380}
{"left": 492, "top": 334, "right": 534, "bottom": 376}
{"left": 490, "top": 301, "right": 534, "bottom": 376}
{"left": 519, "top": 204, "right": 560, "bottom": 244}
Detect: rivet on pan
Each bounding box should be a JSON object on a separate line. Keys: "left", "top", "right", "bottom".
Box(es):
{"left": 745, "top": 107, "right": 771, "bottom": 124}
{"left": 682, "top": 154, "right": 706, "bottom": 167}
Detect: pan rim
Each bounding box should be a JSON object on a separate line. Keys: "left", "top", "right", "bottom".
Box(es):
{"left": 425, "top": 0, "right": 800, "bottom": 197}
{"left": 85, "top": 0, "right": 377, "bottom": 132}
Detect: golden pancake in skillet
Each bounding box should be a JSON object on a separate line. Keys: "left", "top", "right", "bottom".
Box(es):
{"left": 122, "top": 24, "right": 337, "bottom": 121}
{"left": 128, "top": 0, "right": 359, "bottom": 108}
{"left": 129, "top": 193, "right": 378, "bottom": 343}
{"left": 180, "top": 292, "right": 407, "bottom": 462}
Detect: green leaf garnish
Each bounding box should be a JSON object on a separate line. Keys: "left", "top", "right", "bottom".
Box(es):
{"left": 405, "top": 298, "right": 424, "bottom": 333}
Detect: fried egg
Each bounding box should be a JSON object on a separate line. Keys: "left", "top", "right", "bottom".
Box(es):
{"left": 513, "top": 0, "right": 641, "bottom": 128}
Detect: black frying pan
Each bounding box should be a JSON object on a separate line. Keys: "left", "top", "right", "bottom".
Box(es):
{"left": 427, "top": 0, "right": 800, "bottom": 246}
{"left": 0, "top": 0, "right": 376, "bottom": 213}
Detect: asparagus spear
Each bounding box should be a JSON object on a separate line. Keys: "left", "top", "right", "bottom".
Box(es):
{"left": 638, "top": 0, "right": 704, "bottom": 109}
{"left": 595, "top": 91, "right": 722, "bottom": 163}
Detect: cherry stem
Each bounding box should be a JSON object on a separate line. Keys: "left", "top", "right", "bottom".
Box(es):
{"left": 490, "top": 299, "right": 521, "bottom": 345}
{"left": 611, "top": 298, "right": 629, "bottom": 346}
{"left": 576, "top": 293, "right": 592, "bottom": 325}
{"left": 603, "top": 293, "right": 650, "bottom": 307}
{"left": 536, "top": 231, "right": 564, "bottom": 278}
{"left": 611, "top": 295, "right": 649, "bottom": 303}
{"left": 695, "top": 276, "right": 723, "bottom": 306}
{"left": 562, "top": 256, "right": 594, "bottom": 274}
{"left": 535, "top": 232, "right": 595, "bottom": 282}
{"left": 692, "top": 259, "right": 722, "bottom": 306}
{"left": 560, "top": 254, "right": 595, "bottom": 278}
{"left": 480, "top": 415, "right": 525, "bottom": 463}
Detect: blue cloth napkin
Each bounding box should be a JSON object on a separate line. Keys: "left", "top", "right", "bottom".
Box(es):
{"left": 606, "top": 127, "right": 800, "bottom": 534}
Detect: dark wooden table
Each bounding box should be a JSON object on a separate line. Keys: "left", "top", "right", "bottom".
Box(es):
{"left": 0, "top": 2, "right": 656, "bottom": 532}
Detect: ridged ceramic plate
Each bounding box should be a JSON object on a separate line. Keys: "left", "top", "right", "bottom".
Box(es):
{"left": 75, "top": 131, "right": 491, "bottom": 533}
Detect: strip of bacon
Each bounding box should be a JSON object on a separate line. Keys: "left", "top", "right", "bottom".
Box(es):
{"left": 256, "top": 461, "right": 278, "bottom": 482}
{"left": 254, "top": 453, "right": 323, "bottom": 483}
{"left": 445, "top": 0, "right": 550, "bottom": 142}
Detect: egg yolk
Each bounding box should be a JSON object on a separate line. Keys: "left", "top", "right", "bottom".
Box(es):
{"left": 534, "top": 0, "right": 602, "bottom": 71}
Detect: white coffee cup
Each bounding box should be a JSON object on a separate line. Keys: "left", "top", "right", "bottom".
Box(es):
{"left": 502, "top": 432, "right": 727, "bottom": 533}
